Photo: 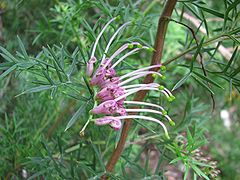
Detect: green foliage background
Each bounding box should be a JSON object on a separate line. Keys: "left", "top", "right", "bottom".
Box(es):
{"left": 0, "top": 0, "right": 239, "bottom": 179}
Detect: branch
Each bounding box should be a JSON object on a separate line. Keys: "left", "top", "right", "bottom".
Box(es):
{"left": 103, "top": 0, "right": 178, "bottom": 175}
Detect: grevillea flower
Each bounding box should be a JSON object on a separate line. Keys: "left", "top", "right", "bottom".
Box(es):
{"left": 86, "top": 17, "right": 175, "bottom": 139}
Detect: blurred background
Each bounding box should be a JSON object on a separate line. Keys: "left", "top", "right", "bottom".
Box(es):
{"left": 0, "top": 0, "right": 239, "bottom": 179}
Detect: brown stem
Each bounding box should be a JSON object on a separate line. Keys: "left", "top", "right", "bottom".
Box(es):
{"left": 104, "top": 0, "right": 178, "bottom": 175}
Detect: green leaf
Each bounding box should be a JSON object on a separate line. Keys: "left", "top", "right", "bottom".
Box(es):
{"left": 223, "top": 0, "right": 240, "bottom": 29}
{"left": 199, "top": 9, "right": 209, "bottom": 36}
{"left": 0, "top": 47, "right": 18, "bottom": 62}
{"left": 0, "top": 64, "right": 17, "bottom": 80}
{"left": 82, "top": 74, "right": 93, "bottom": 95}
{"left": 172, "top": 72, "right": 192, "bottom": 91}
{"left": 17, "top": 35, "right": 29, "bottom": 60}
{"left": 28, "top": 169, "right": 49, "bottom": 180}
{"left": 89, "top": 142, "right": 106, "bottom": 171}
{"left": 42, "top": 68, "right": 55, "bottom": 85}
{"left": 50, "top": 86, "right": 58, "bottom": 99}
{"left": 64, "top": 101, "right": 89, "bottom": 131}
{"left": 170, "top": 157, "right": 183, "bottom": 164}
{"left": 192, "top": 164, "right": 210, "bottom": 180}
{"left": 45, "top": 46, "right": 64, "bottom": 82}
{"left": 230, "top": 65, "right": 240, "bottom": 78}
{"left": 192, "top": 71, "right": 224, "bottom": 89}
{"left": 191, "top": 38, "right": 205, "bottom": 72}
{"left": 192, "top": 75, "right": 214, "bottom": 94}
{"left": 16, "top": 85, "right": 53, "bottom": 97}
{"left": 193, "top": 4, "right": 226, "bottom": 19}
{"left": 224, "top": 34, "right": 240, "bottom": 45}
{"left": 184, "top": 163, "right": 190, "bottom": 180}
{"left": 223, "top": 47, "right": 238, "bottom": 72}
{"left": 0, "top": 62, "right": 16, "bottom": 70}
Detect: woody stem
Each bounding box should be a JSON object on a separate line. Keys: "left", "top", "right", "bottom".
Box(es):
{"left": 103, "top": 0, "right": 178, "bottom": 175}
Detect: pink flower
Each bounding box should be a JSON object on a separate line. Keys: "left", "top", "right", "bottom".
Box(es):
{"left": 95, "top": 116, "right": 122, "bottom": 130}
{"left": 86, "top": 57, "right": 97, "bottom": 77}
{"left": 96, "top": 84, "right": 124, "bottom": 102}
{"left": 91, "top": 100, "right": 118, "bottom": 115}
{"left": 85, "top": 17, "right": 175, "bottom": 139}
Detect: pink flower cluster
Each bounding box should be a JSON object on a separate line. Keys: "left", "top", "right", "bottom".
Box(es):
{"left": 86, "top": 17, "right": 175, "bottom": 138}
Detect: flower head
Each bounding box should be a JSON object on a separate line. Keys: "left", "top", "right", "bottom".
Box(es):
{"left": 86, "top": 17, "right": 175, "bottom": 139}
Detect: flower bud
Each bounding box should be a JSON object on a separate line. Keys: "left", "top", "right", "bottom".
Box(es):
{"left": 86, "top": 57, "right": 97, "bottom": 77}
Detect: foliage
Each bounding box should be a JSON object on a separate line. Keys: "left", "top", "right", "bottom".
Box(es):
{"left": 0, "top": 0, "right": 240, "bottom": 179}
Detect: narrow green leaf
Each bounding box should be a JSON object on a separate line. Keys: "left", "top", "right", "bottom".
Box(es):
{"left": 192, "top": 75, "right": 214, "bottom": 94}
{"left": 65, "top": 101, "right": 89, "bottom": 131}
{"left": 224, "top": 34, "right": 240, "bottom": 45}
{"left": 230, "top": 65, "right": 240, "bottom": 78}
{"left": 223, "top": 47, "right": 238, "bottom": 72}
{"left": 67, "top": 47, "right": 78, "bottom": 78}
{"left": 187, "top": 128, "right": 194, "bottom": 145}
{"left": 199, "top": 10, "right": 209, "bottom": 36}
{"left": 192, "top": 164, "right": 210, "bottom": 180}
{"left": 0, "top": 62, "right": 16, "bottom": 70}
{"left": 184, "top": 163, "right": 190, "bottom": 180}
{"left": 16, "top": 85, "right": 53, "bottom": 97}
{"left": 46, "top": 45, "right": 64, "bottom": 82}
{"left": 192, "top": 71, "right": 224, "bottom": 89}
{"left": 191, "top": 38, "right": 205, "bottom": 72}
{"left": 82, "top": 74, "right": 93, "bottom": 95}
{"left": 0, "top": 64, "right": 17, "bottom": 80}
{"left": 41, "top": 141, "right": 67, "bottom": 179}
{"left": 28, "top": 169, "right": 49, "bottom": 180}
{"left": 47, "top": 45, "right": 65, "bottom": 72}
{"left": 82, "top": 19, "right": 96, "bottom": 41}
{"left": 170, "top": 157, "right": 183, "bottom": 164}
{"left": 50, "top": 86, "right": 58, "bottom": 99}
{"left": 17, "top": 36, "right": 29, "bottom": 60}
{"left": 172, "top": 72, "right": 192, "bottom": 91}
{"left": 32, "top": 33, "right": 42, "bottom": 45}
{"left": 42, "top": 68, "right": 55, "bottom": 85}
{"left": 0, "top": 47, "right": 18, "bottom": 62}
{"left": 193, "top": 4, "right": 226, "bottom": 19}
{"left": 89, "top": 142, "right": 106, "bottom": 171}
{"left": 223, "top": 0, "right": 240, "bottom": 29}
